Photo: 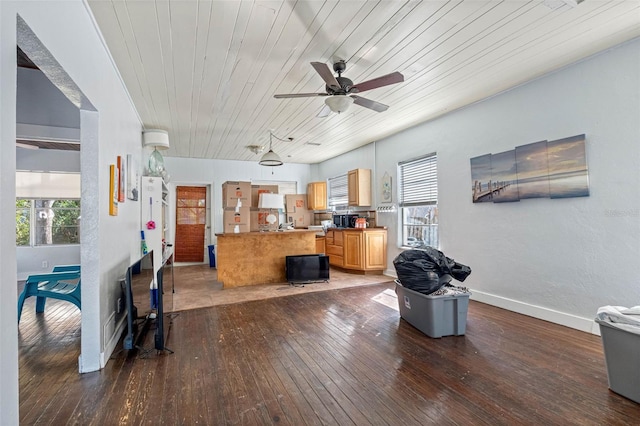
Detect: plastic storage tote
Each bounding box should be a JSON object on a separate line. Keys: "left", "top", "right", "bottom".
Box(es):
{"left": 395, "top": 280, "right": 470, "bottom": 338}
{"left": 596, "top": 318, "right": 640, "bottom": 403}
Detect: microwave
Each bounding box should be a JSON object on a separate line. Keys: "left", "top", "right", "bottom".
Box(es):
{"left": 333, "top": 214, "right": 359, "bottom": 228}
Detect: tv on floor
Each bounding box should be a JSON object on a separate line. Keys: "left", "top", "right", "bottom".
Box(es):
{"left": 285, "top": 254, "right": 330, "bottom": 284}
{"left": 122, "top": 250, "right": 169, "bottom": 352}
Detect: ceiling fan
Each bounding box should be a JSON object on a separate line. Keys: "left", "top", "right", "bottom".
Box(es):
{"left": 274, "top": 60, "right": 404, "bottom": 117}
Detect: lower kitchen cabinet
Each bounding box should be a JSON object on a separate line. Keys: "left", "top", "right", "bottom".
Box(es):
{"left": 326, "top": 228, "right": 387, "bottom": 273}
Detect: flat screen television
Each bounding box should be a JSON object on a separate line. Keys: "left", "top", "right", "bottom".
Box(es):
{"left": 154, "top": 254, "right": 173, "bottom": 352}
{"left": 123, "top": 250, "right": 165, "bottom": 351}
{"left": 285, "top": 254, "right": 330, "bottom": 284}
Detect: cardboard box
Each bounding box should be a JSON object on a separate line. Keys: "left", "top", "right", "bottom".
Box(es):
{"left": 287, "top": 210, "right": 313, "bottom": 228}
{"left": 395, "top": 280, "right": 470, "bottom": 338}
{"left": 285, "top": 194, "right": 307, "bottom": 213}
{"left": 222, "top": 181, "right": 251, "bottom": 208}
{"left": 223, "top": 207, "right": 250, "bottom": 233}
{"left": 250, "top": 208, "right": 278, "bottom": 232}
{"left": 251, "top": 185, "right": 279, "bottom": 207}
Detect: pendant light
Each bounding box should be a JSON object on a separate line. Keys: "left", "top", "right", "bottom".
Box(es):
{"left": 259, "top": 131, "right": 283, "bottom": 167}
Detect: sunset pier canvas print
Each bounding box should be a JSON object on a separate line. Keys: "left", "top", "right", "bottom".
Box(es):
{"left": 470, "top": 134, "right": 588, "bottom": 204}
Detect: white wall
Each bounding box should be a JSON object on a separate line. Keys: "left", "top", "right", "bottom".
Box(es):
{"left": 15, "top": 69, "right": 83, "bottom": 278}
{"left": 1, "top": 2, "right": 146, "bottom": 419}
{"left": 164, "top": 156, "right": 311, "bottom": 245}
{"left": 0, "top": 1, "right": 19, "bottom": 421}
{"left": 17, "top": 67, "right": 80, "bottom": 128}
{"left": 316, "top": 38, "right": 640, "bottom": 335}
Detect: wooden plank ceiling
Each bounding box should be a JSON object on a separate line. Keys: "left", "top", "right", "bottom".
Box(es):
{"left": 85, "top": 0, "right": 640, "bottom": 164}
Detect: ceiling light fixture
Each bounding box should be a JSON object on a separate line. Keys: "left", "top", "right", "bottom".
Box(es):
{"left": 259, "top": 131, "right": 285, "bottom": 167}
{"left": 325, "top": 95, "right": 354, "bottom": 114}
{"left": 247, "top": 145, "right": 265, "bottom": 154}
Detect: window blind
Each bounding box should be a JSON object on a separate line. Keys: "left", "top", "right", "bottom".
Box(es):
{"left": 399, "top": 153, "right": 437, "bottom": 207}
{"left": 328, "top": 174, "right": 348, "bottom": 210}
{"left": 16, "top": 171, "right": 80, "bottom": 199}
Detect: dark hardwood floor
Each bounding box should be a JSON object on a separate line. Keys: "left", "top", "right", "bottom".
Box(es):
{"left": 18, "top": 278, "right": 640, "bottom": 425}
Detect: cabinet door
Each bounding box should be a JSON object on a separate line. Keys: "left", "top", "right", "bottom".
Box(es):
{"left": 342, "top": 232, "right": 364, "bottom": 269}
{"left": 307, "top": 182, "right": 327, "bottom": 210}
{"left": 347, "top": 170, "right": 358, "bottom": 205}
{"left": 348, "top": 169, "right": 371, "bottom": 206}
{"left": 364, "top": 231, "right": 387, "bottom": 270}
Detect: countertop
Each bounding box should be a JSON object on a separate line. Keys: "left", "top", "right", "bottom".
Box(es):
{"left": 215, "top": 229, "right": 318, "bottom": 237}
{"left": 324, "top": 227, "right": 387, "bottom": 231}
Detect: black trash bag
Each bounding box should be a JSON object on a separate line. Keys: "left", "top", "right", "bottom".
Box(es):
{"left": 393, "top": 248, "right": 472, "bottom": 295}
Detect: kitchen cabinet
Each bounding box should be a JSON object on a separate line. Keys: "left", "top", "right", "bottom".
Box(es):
{"left": 326, "top": 228, "right": 387, "bottom": 273}
{"left": 343, "top": 232, "right": 364, "bottom": 269}
{"left": 315, "top": 236, "right": 326, "bottom": 254}
{"left": 307, "top": 181, "right": 327, "bottom": 210}
{"left": 325, "top": 229, "right": 343, "bottom": 267}
{"left": 141, "top": 176, "right": 170, "bottom": 279}
{"left": 363, "top": 230, "right": 387, "bottom": 270}
{"left": 348, "top": 168, "right": 371, "bottom": 206}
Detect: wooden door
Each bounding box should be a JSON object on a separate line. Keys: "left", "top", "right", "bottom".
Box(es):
{"left": 174, "top": 186, "right": 207, "bottom": 262}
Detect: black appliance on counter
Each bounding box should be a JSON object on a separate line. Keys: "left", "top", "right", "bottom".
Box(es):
{"left": 332, "top": 214, "right": 359, "bottom": 228}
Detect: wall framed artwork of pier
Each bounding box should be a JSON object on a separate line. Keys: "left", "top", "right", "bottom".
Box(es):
{"left": 470, "top": 134, "right": 589, "bottom": 204}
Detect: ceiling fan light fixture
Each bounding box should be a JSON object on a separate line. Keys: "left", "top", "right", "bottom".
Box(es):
{"left": 325, "top": 95, "right": 354, "bottom": 114}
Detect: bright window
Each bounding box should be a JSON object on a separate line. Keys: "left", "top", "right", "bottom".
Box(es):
{"left": 328, "top": 174, "right": 348, "bottom": 211}
{"left": 398, "top": 153, "right": 438, "bottom": 248}
{"left": 16, "top": 199, "right": 81, "bottom": 246}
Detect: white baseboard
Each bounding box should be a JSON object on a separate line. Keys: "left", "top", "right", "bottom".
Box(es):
{"left": 386, "top": 271, "right": 600, "bottom": 335}
{"left": 470, "top": 290, "right": 600, "bottom": 335}
{"left": 99, "top": 314, "right": 128, "bottom": 368}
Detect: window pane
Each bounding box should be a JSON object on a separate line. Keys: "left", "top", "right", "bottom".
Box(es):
{"left": 34, "top": 200, "right": 81, "bottom": 245}
{"left": 402, "top": 205, "right": 438, "bottom": 248}
{"left": 16, "top": 199, "right": 30, "bottom": 246}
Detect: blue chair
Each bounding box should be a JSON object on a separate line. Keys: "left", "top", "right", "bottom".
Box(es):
{"left": 17, "top": 269, "right": 81, "bottom": 323}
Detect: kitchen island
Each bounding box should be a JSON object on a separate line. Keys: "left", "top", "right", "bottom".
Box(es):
{"left": 215, "top": 229, "right": 317, "bottom": 288}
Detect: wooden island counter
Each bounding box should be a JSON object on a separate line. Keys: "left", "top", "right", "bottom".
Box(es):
{"left": 215, "top": 230, "right": 317, "bottom": 288}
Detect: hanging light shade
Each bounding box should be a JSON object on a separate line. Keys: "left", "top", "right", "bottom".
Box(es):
{"left": 143, "top": 129, "right": 170, "bottom": 176}
{"left": 259, "top": 132, "right": 283, "bottom": 167}
{"left": 325, "top": 95, "right": 354, "bottom": 114}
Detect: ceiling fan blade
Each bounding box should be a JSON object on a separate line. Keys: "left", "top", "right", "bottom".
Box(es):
{"left": 311, "top": 62, "right": 340, "bottom": 90}
{"left": 351, "top": 71, "right": 404, "bottom": 93}
{"left": 274, "top": 92, "right": 328, "bottom": 99}
{"left": 351, "top": 95, "right": 389, "bottom": 112}
{"left": 316, "top": 104, "right": 331, "bottom": 118}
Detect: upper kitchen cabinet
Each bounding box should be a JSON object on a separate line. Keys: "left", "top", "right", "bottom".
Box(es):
{"left": 348, "top": 169, "right": 371, "bottom": 206}
{"left": 307, "top": 181, "right": 327, "bottom": 211}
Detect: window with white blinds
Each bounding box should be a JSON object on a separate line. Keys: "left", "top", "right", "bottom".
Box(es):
{"left": 328, "top": 174, "right": 348, "bottom": 211}
{"left": 398, "top": 153, "right": 439, "bottom": 248}
{"left": 399, "top": 153, "right": 438, "bottom": 207}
